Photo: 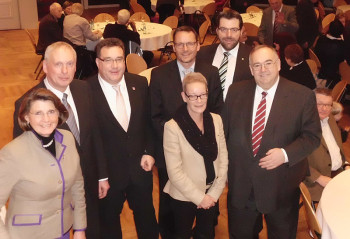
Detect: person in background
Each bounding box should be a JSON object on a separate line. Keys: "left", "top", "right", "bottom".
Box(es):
{"left": 37, "top": 2, "right": 63, "bottom": 54}
{"left": 156, "top": 0, "right": 179, "bottom": 23}
{"left": 163, "top": 72, "right": 228, "bottom": 239}
{"left": 58, "top": 1, "right": 73, "bottom": 30}
{"left": 332, "top": 101, "right": 350, "bottom": 142}
{"left": 1, "top": 88, "right": 86, "bottom": 239}
{"left": 281, "top": 43, "right": 316, "bottom": 89}
{"left": 304, "top": 88, "right": 350, "bottom": 202}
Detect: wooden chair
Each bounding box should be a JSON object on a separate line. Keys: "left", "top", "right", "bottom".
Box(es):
{"left": 332, "top": 80, "right": 347, "bottom": 102}
{"left": 308, "top": 48, "right": 321, "bottom": 70}
{"left": 243, "top": 22, "right": 259, "bottom": 36}
{"left": 199, "top": 20, "right": 210, "bottom": 44}
{"left": 158, "top": 41, "right": 175, "bottom": 63}
{"left": 94, "top": 13, "right": 115, "bottom": 23}
{"left": 130, "top": 1, "right": 146, "bottom": 13}
{"left": 130, "top": 12, "right": 150, "bottom": 22}
{"left": 246, "top": 5, "right": 261, "bottom": 13}
{"left": 306, "top": 59, "right": 319, "bottom": 76}
{"left": 339, "top": 61, "right": 350, "bottom": 84}
{"left": 333, "top": 0, "right": 347, "bottom": 8}
{"left": 321, "top": 13, "right": 335, "bottom": 30}
{"left": 299, "top": 182, "right": 322, "bottom": 239}
{"left": 163, "top": 16, "right": 178, "bottom": 29}
{"left": 24, "top": 29, "right": 44, "bottom": 80}
{"left": 126, "top": 53, "right": 147, "bottom": 74}
{"left": 202, "top": 2, "right": 217, "bottom": 17}
{"left": 315, "top": 8, "right": 320, "bottom": 20}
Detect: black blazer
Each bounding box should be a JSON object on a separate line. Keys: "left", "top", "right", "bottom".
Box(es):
{"left": 222, "top": 78, "right": 321, "bottom": 213}
{"left": 149, "top": 60, "right": 224, "bottom": 168}
{"left": 87, "top": 73, "right": 154, "bottom": 188}
{"left": 36, "top": 13, "right": 63, "bottom": 54}
{"left": 196, "top": 43, "right": 253, "bottom": 84}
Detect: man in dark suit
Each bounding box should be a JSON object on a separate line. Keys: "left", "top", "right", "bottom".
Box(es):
{"left": 37, "top": 2, "right": 63, "bottom": 54}
{"left": 149, "top": 26, "right": 223, "bottom": 238}
{"left": 222, "top": 45, "right": 321, "bottom": 239}
{"left": 87, "top": 38, "right": 158, "bottom": 239}
{"left": 13, "top": 41, "right": 109, "bottom": 239}
{"left": 197, "top": 10, "right": 252, "bottom": 100}
{"left": 257, "top": 0, "right": 298, "bottom": 46}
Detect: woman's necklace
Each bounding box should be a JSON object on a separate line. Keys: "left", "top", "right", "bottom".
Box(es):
{"left": 42, "top": 139, "right": 54, "bottom": 148}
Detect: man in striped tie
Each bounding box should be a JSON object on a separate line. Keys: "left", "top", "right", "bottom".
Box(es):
{"left": 222, "top": 45, "right": 321, "bottom": 239}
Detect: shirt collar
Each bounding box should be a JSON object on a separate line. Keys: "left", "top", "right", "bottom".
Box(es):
{"left": 289, "top": 61, "right": 303, "bottom": 70}
{"left": 177, "top": 61, "right": 195, "bottom": 73}
{"left": 44, "top": 77, "right": 72, "bottom": 100}
{"left": 98, "top": 73, "right": 127, "bottom": 90}
{"left": 256, "top": 76, "right": 280, "bottom": 97}
{"left": 218, "top": 43, "right": 240, "bottom": 57}
{"left": 320, "top": 117, "right": 329, "bottom": 126}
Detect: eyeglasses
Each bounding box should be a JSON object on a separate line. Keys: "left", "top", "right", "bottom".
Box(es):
{"left": 251, "top": 59, "right": 278, "bottom": 71}
{"left": 174, "top": 42, "right": 198, "bottom": 49}
{"left": 29, "top": 109, "right": 58, "bottom": 118}
{"left": 185, "top": 92, "right": 208, "bottom": 101}
{"left": 98, "top": 57, "right": 124, "bottom": 65}
{"left": 218, "top": 27, "right": 241, "bottom": 33}
{"left": 317, "top": 103, "right": 333, "bottom": 109}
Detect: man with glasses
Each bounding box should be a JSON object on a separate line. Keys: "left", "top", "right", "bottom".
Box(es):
{"left": 197, "top": 9, "right": 252, "bottom": 100}
{"left": 222, "top": 45, "right": 321, "bottom": 239}
{"left": 150, "top": 26, "right": 223, "bottom": 238}
{"left": 87, "top": 38, "right": 159, "bottom": 239}
{"left": 304, "top": 88, "right": 350, "bottom": 202}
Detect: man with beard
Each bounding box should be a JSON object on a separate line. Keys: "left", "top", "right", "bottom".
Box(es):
{"left": 197, "top": 9, "right": 252, "bottom": 100}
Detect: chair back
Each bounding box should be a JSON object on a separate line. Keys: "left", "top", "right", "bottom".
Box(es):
{"left": 339, "top": 61, "right": 350, "bottom": 84}
{"left": 202, "top": 2, "right": 217, "bottom": 17}
{"left": 126, "top": 53, "right": 147, "bottom": 74}
{"left": 315, "top": 8, "right": 320, "bottom": 20}
{"left": 94, "top": 13, "right": 115, "bottom": 23}
{"left": 332, "top": 80, "right": 347, "bottom": 102}
{"left": 199, "top": 20, "right": 210, "bottom": 44}
{"left": 163, "top": 16, "right": 179, "bottom": 29}
{"left": 308, "top": 48, "right": 321, "bottom": 70}
{"left": 24, "top": 29, "right": 37, "bottom": 50}
{"left": 306, "top": 59, "right": 318, "bottom": 76}
{"left": 299, "top": 182, "right": 322, "bottom": 239}
{"left": 321, "top": 13, "right": 335, "bottom": 30}
{"left": 130, "top": 1, "right": 146, "bottom": 13}
{"left": 130, "top": 12, "right": 150, "bottom": 22}
{"left": 333, "top": 0, "right": 347, "bottom": 8}
{"left": 246, "top": 5, "right": 262, "bottom": 13}
{"left": 243, "top": 22, "right": 259, "bottom": 36}
{"left": 173, "top": 8, "right": 182, "bottom": 18}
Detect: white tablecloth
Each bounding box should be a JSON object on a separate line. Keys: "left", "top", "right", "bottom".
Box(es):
{"left": 241, "top": 12, "right": 263, "bottom": 27}
{"left": 86, "top": 22, "right": 171, "bottom": 51}
{"left": 316, "top": 170, "right": 350, "bottom": 239}
{"left": 336, "top": 5, "right": 350, "bottom": 14}
{"left": 151, "top": 0, "right": 215, "bottom": 14}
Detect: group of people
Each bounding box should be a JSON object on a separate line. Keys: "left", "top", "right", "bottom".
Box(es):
{"left": 0, "top": 3, "right": 349, "bottom": 239}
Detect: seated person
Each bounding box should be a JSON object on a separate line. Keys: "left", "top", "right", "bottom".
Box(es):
{"left": 304, "top": 88, "right": 350, "bottom": 202}
{"left": 58, "top": 0, "right": 73, "bottom": 30}
{"left": 280, "top": 43, "right": 316, "bottom": 89}
{"left": 156, "top": 0, "right": 179, "bottom": 23}
{"left": 332, "top": 101, "right": 350, "bottom": 143}
{"left": 103, "top": 9, "right": 153, "bottom": 66}
{"left": 37, "top": 2, "right": 63, "bottom": 54}
{"left": 315, "top": 19, "right": 345, "bottom": 88}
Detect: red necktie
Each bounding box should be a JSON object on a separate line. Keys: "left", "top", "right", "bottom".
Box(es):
{"left": 252, "top": 92, "right": 267, "bottom": 157}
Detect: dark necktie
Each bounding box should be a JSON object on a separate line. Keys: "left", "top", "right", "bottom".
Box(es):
{"left": 62, "top": 93, "right": 80, "bottom": 145}
{"left": 252, "top": 92, "right": 267, "bottom": 157}
{"left": 219, "top": 52, "right": 230, "bottom": 91}
{"left": 273, "top": 11, "right": 280, "bottom": 40}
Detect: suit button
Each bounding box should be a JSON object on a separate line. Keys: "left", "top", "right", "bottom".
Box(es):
{"left": 58, "top": 180, "right": 62, "bottom": 184}
{"left": 56, "top": 210, "right": 60, "bottom": 214}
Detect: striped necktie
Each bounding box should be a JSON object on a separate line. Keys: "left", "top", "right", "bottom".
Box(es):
{"left": 112, "top": 85, "right": 129, "bottom": 132}
{"left": 62, "top": 93, "right": 80, "bottom": 145}
{"left": 219, "top": 52, "right": 230, "bottom": 91}
{"left": 252, "top": 91, "right": 267, "bottom": 157}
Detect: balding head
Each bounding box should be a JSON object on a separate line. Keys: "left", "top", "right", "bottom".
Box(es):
{"left": 117, "top": 9, "right": 131, "bottom": 25}
{"left": 49, "top": 2, "right": 62, "bottom": 19}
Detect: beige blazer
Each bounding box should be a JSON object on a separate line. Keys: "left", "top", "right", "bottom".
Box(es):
{"left": 0, "top": 129, "right": 86, "bottom": 239}
{"left": 163, "top": 113, "right": 228, "bottom": 206}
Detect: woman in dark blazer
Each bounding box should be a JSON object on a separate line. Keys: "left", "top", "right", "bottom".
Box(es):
{"left": 0, "top": 88, "right": 86, "bottom": 239}
{"left": 163, "top": 72, "right": 228, "bottom": 239}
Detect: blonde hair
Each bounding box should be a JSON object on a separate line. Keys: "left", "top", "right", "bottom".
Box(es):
{"left": 182, "top": 72, "right": 208, "bottom": 92}
{"left": 71, "top": 3, "right": 84, "bottom": 16}
{"left": 332, "top": 101, "right": 344, "bottom": 115}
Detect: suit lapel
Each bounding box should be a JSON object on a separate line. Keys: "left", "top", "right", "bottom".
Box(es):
{"left": 171, "top": 61, "right": 184, "bottom": 95}
{"left": 125, "top": 74, "right": 136, "bottom": 132}
{"left": 244, "top": 83, "right": 256, "bottom": 156}
{"left": 69, "top": 81, "right": 86, "bottom": 144}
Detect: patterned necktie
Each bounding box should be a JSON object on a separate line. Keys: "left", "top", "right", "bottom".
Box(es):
{"left": 273, "top": 11, "right": 280, "bottom": 40}
{"left": 112, "top": 85, "right": 129, "bottom": 132}
{"left": 219, "top": 52, "right": 230, "bottom": 91}
{"left": 62, "top": 93, "right": 80, "bottom": 145}
{"left": 252, "top": 92, "right": 267, "bottom": 157}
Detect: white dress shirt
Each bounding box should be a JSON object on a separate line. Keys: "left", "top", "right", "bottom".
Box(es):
{"left": 320, "top": 117, "right": 343, "bottom": 171}
{"left": 98, "top": 74, "right": 131, "bottom": 122}
{"left": 177, "top": 61, "right": 195, "bottom": 82}
{"left": 212, "top": 44, "right": 239, "bottom": 100}
{"left": 44, "top": 78, "right": 80, "bottom": 130}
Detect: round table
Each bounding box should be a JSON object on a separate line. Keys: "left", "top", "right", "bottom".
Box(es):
{"left": 240, "top": 12, "right": 263, "bottom": 27}
{"left": 151, "top": 0, "right": 215, "bottom": 14}
{"left": 86, "top": 21, "right": 172, "bottom": 51}
{"left": 316, "top": 170, "right": 350, "bottom": 239}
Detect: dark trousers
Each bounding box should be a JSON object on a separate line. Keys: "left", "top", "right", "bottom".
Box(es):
{"left": 99, "top": 179, "right": 159, "bottom": 239}
{"left": 170, "top": 197, "right": 216, "bottom": 239}
{"left": 228, "top": 189, "right": 300, "bottom": 239}
{"left": 85, "top": 192, "right": 101, "bottom": 239}
{"left": 157, "top": 4, "right": 176, "bottom": 23}
{"left": 158, "top": 167, "right": 175, "bottom": 239}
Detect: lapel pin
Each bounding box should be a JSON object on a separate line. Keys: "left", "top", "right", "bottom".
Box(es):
{"left": 132, "top": 87, "right": 136, "bottom": 91}
{"left": 242, "top": 58, "right": 245, "bottom": 61}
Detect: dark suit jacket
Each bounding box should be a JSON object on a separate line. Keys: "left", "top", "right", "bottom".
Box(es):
{"left": 13, "top": 79, "right": 107, "bottom": 239}
{"left": 87, "top": 73, "right": 154, "bottom": 188}
{"left": 196, "top": 43, "right": 253, "bottom": 84}
{"left": 103, "top": 23, "right": 141, "bottom": 46}
{"left": 37, "top": 13, "right": 63, "bottom": 54}
{"left": 258, "top": 5, "right": 298, "bottom": 46}
{"left": 304, "top": 115, "right": 348, "bottom": 201}
{"left": 222, "top": 78, "right": 321, "bottom": 213}
{"left": 149, "top": 60, "right": 224, "bottom": 168}
{"left": 280, "top": 61, "right": 316, "bottom": 90}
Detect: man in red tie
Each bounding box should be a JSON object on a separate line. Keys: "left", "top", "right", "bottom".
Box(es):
{"left": 257, "top": 0, "right": 298, "bottom": 46}
{"left": 222, "top": 45, "right": 321, "bottom": 239}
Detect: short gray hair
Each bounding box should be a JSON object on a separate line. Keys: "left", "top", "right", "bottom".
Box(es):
{"left": 71, "top": 3, "right": 84, "bottom": 16}
{"left": 117, "top": 9, "right": 131, "bottom": 25}
{"left": 45, "top": 41, "right": 77, "bottom": 62}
